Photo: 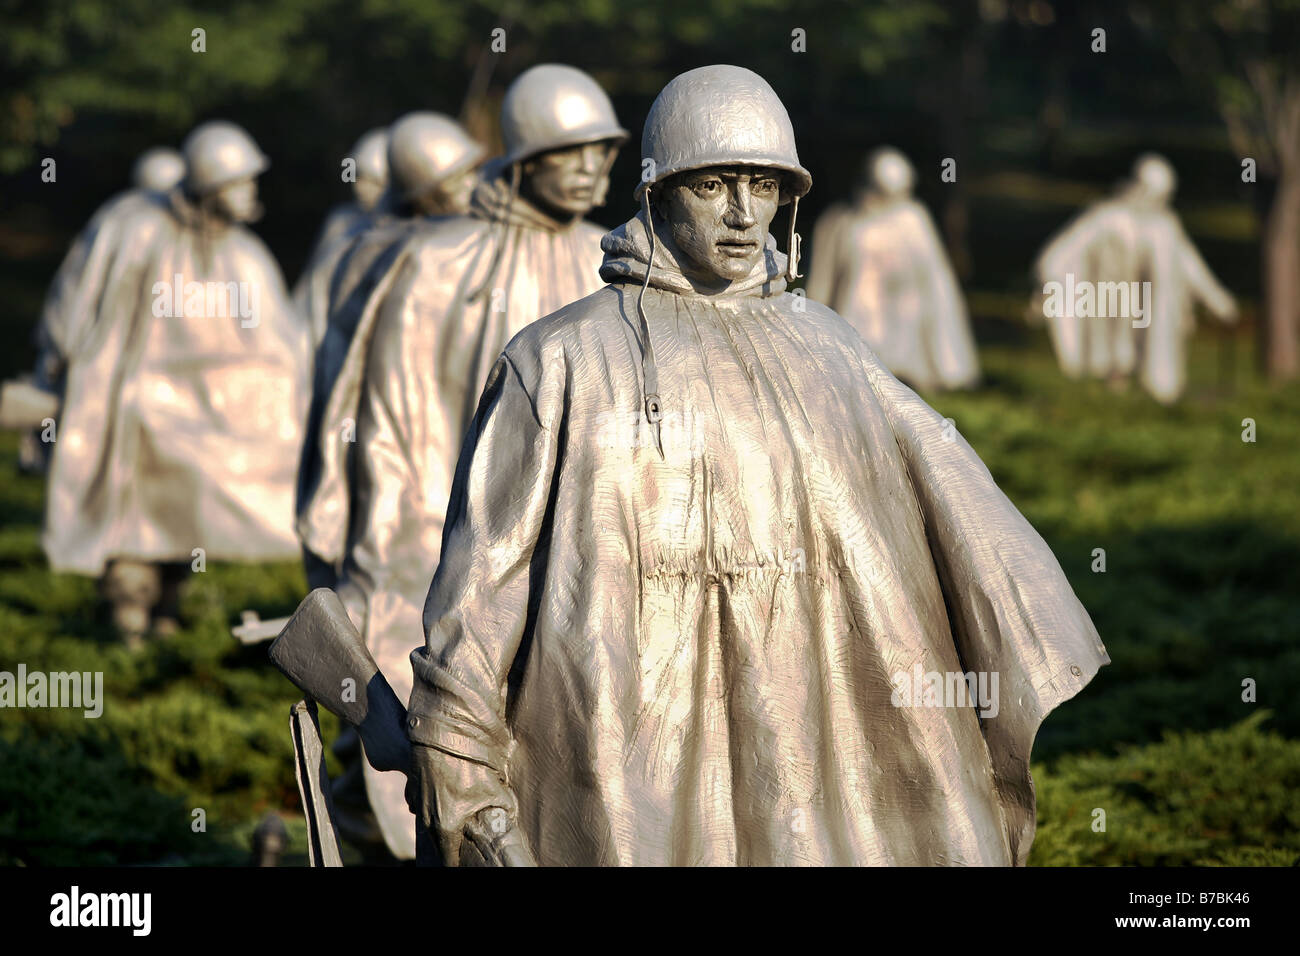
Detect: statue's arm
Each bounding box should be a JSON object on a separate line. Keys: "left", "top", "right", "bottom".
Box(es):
{"left": 1174, "top": 221, "right": 1237, "bottom": 322}
{"left": 407, "top": 344, "right": 564, "bottom": 864}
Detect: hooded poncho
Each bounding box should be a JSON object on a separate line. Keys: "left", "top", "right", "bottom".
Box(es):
{"left": 406, "top": 209, "right": 1108, "bottom": 866}
{"left": 292, "top": 201, "right": 379, "bottom": 347}
{"left": 1034, "top": 189, "right": 1235, "bottom": 403}
{"left": 314, "top": 170, "right": 608, "bottom": 857}
{"left": 806, "top": 196, "right": 979, "bottom": 390}
{"left": 294, "top": 211, "right": 428, "bottom": 587}
{"left": 39, "top": 189, "right": 310, "bottom": 575}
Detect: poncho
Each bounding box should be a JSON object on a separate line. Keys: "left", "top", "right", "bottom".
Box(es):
{"left": 294, "top": 212, "right": 426, "bottom": 584}
{"left": 407, "top": 210, "right": 1109, "bottom": 866}
{"left": 323, "top": 171, "right": 608, "bottom": 857}
{"left": 292, "top": 201, "right": 377, "bottom": 347}
{"left": 807, "top": 197, "right": 979, "bottom": 390}
{"left": 40, "top": 189, "right": 310, "bottom": 575}
{"left": 1034, "top": 191, "right": 1235, "bottom": 403}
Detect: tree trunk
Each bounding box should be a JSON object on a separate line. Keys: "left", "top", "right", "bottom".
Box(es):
{"left": 1262, "top": 170, "right": 1300, "bottom": 381}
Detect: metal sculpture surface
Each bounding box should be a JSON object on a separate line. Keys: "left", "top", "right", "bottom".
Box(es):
{"left": 298, "top": 65, "right": 625, "bottom": 859}
{"left": 807, "top": 147, "right": 979, "bottom": 390}
{"left": 38, "top": 120, "right": 310, "bottom": 638}
{"left": 1033, "top": 153, "right": 1237, "bottom": 403}
{"left": 400, "top": 65, "right": 1108, "bottom": 866}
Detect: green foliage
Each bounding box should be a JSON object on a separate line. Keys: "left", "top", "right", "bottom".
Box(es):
{"left": 1031, "top": 712, "right": 1300, "bottom": 866}
{"left": 927, "top": 332, "right": 1300, "bottom": 764}
{"left": 1129, "top": 0, "right": 1300, "bottom": 171}
{"left": 0, "top": 0, "right": 322, "bottom": 172}
{"left": 0, "top": 433, "right": 334, "bottom": 864}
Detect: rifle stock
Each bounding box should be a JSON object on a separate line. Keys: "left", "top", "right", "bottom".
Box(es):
{"left": 0, "top": 379, "right": 59, "bottom": 430}
{"left": 268, "top": 588, "right": 411, "bottom": 776}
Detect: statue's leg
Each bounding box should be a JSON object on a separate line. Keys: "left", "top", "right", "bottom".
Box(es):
{"left": 153, "top": 562, "right": 188, "bottom": 636}
{"left": 100, "top": 558, "right": 162, "bottom": 648}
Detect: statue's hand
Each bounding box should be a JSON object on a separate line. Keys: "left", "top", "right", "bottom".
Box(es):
{"left": 408, "top": 742, "right": 531, "bottom": 866}
{"left": 462, "top": 807, "right": 538, "bottom": 867}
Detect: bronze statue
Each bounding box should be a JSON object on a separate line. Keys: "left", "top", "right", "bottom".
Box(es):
{"left": 38, "top": 120, "right": 310, "bottom": 642}
{"left": 5, "top": 146, "right": 187, "bottom": 477}
{"left": 294, "top": 117, "right": 487, "bottom": 348}
{"left": 1033, "top": 153, "right": 1237, "bottom": 403}
{"left": 399, "top": 65, "right": 1108, "bottom": 865}
{"left": 807, "top": 147, "right": 979, "bottom": 390}
{"left": 295, "top": 114, "right": 486, "bottom": 599}
{"left": 292, "top": 126, "right": 391, "bottom": 347}
{"left": 298, "top": 64, "right": 626, "bottom": 860}
{"left": 324, "top": 127, "right": 390, "bottom": 242}
{"left": 130, "top": 147, "right": 186, "bottom": 195}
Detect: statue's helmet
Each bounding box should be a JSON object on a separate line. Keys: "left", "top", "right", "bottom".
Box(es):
{"left": 865, "top": 147, "right": 914, "bottom": 197}
{"left": 1133, "top": 152, "right": 1176, "bottom": 201}
{"left": 350, "top": 127, "right": 390, "bottom": 187}
{"left": 181, "top": 121, "right": 269, "bottom": 195}
{"left": 387, "top": 112, "right": 484, "bottom": 200}
{"left": 131, "top": 147, "right": 186, "bottom": 193}
{"left": 500, "top": 64, "right": 627, "bottom": 166}
{"left": 636, "top": 64, "right": 812, "bottom": 204}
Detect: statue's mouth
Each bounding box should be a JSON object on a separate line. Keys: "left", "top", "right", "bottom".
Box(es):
{"left": 716, "top": 239, "right": 757, "bottom": 256}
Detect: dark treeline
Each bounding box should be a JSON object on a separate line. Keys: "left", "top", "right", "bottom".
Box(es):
{"left": 3, "top": 0, "right": 1295, "bottom": 377}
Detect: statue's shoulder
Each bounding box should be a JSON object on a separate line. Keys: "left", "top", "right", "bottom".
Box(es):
{"left": 575, "top": 218, "right": 610, "bottom": 245}
{"left": 790, "top": 289, "right": 846, "bottom": 322}
{"left": 104, "top": 190, "right": 172, "bottom": 239}
{"left": 403, "top": 214, "right": 492, "bottom": 261}
{"left": 898, "top": 197, "right": 935, "bottom": 224}
{"left": 98, "top": 188, "right": 154, "bottom": 220}
{"left": 504, "top": 284, "right": 621, "bottom": 358}
{"left": 782, "top": 291, "right": 875, "bottom": 350}
{"left": 225, "top": 222, "right": 282, "bottom": 271}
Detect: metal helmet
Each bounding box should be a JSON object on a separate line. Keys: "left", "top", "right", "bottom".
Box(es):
{"left": 131, "top": 147, "right": 186, "bottom": 193}
{"left": 350, "top": 127, "right": 390, "bottom": 186}
{"left": 636, "top": 64, "right": 812, "bottom": 204}
{"left": 501, "top": 64, "right": 627, "bottom": 166}
{"left": 1133, "top": 152, "right": 1176, "bottom": 202}
{"left": 387, "top": 112, "right": 485, "bottom": 201}
{"left": 866, "top": 147, "right": 914, "bottom": 197}
{"left": 181, "top": 120, "right": 269, "bottom": 195}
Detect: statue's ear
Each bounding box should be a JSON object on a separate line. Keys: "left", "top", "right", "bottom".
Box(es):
{"left": 647, "top": 184, "right": 668, "bottom": 221}
{"left": 651, "top": 172, "right": 686, "bottom": 218}
{"left": 778, "top": 172, "right": 796, "bottom": 205}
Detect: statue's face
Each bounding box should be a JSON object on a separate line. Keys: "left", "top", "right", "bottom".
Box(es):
{"left": 656, "top": 166, "right": 782, "bottom": 286}
{"left": 213, "top": 177, "right": 260, "bottom": 222}
{"left": 1137, "top": 165, "right": 1176, "bottom": 204}
{"left": 433, "top": 167, "right": 478, "bottom": 215}
{"left": 354, "top": 176, "right": 385, "bottom": 211}
{"left": 521, "top": 140, "right": 616, "bottom": 218}
{"left": 410, "top": 166, "right": 478, "bottom": 217}
{"left": 871, "top": 153, "right": 913, "bottom": 198}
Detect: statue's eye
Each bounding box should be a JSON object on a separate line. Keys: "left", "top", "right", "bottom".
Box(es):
{"left": 753, "top": 179, "right": 778, "bottom": 195}
{"left": 691, "top": 180, "right": 722, "bottom": 197}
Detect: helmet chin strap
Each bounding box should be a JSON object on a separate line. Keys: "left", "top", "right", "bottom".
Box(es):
{"left": 637, "top": 187, "right": 664, "bottom": 459}
{"left": 786, "top": 194, "right": 803, "bottom": 282}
